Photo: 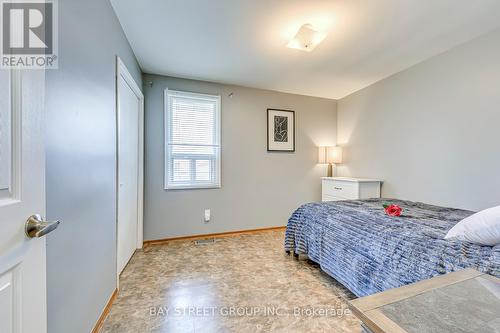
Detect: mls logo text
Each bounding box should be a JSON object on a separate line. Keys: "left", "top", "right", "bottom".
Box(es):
{"left": 1, "top": 0, "right": 58, "bottom": 69}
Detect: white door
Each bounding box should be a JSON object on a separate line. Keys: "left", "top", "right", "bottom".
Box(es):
{"left": 0, "top": 69, "right": 56, "bottom": 333}
{"left": 116, "top": 58, "right": 143, "bottom": 275}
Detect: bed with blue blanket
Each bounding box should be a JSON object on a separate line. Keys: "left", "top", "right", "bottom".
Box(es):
{"left": 284, "top": 198, "right": 500, "bottom": 297}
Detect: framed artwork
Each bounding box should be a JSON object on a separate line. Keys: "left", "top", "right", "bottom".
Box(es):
{"left": 267, "top": 108, "right": 295, "bottom": 152}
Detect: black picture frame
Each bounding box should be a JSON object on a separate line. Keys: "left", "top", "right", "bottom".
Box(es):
{"left": 267, "top": 108, "right": 295, "bottom": 152}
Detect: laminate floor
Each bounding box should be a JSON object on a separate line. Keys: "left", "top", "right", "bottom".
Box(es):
{"left": 101, "top": 230, "right": 361, "bottom": 333}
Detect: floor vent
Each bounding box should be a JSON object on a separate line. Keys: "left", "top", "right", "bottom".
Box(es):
{"left": 194, "top": 238, "right": 216, "bottom": 245}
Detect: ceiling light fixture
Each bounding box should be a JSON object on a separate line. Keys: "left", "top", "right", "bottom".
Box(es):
{"left": 286, "top": 24, "right": 326, "bottom": 52}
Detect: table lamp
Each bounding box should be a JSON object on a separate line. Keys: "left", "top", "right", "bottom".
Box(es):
{"left": 318, "top": 146, "right": 343, "bottom": 177}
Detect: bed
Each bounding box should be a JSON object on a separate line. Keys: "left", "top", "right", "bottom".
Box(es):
{"left": 284, "top": 198, "right": 500, "bottom": 297}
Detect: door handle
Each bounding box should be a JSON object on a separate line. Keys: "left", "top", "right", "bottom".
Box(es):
{"left": 25, "top": 214, "right": 61, "bottom": 238}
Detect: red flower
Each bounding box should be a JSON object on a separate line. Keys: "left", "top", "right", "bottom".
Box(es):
{"left": 384, "top": 204, "right": 402, "bottom": 217}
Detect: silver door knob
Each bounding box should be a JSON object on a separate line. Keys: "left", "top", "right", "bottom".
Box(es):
{"left": 25, "top": 214, "right": 60, "bottom": 238}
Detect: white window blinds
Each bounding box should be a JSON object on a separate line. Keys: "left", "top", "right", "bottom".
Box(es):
{"left": 164, "top": 90, "right": 221, "bottom": 189}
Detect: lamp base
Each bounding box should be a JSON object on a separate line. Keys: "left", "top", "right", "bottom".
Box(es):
{"left": 327, "top": 164, "right": 333, "bottom": 177}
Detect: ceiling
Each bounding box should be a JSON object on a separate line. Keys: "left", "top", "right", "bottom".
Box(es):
{"left": 110, "top": 0, "right": 500, "bottom": 99}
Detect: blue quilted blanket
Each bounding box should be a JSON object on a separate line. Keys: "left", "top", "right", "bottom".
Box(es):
{"left": 284, "top": 199, "right": 500, "bottom": 297}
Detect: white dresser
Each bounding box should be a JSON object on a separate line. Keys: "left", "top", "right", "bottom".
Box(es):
{"left": 322, "top": 177, "right": 382, "bottom": 202}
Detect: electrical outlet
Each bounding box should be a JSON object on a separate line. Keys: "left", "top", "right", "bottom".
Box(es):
{"left": 204, "top": 209, "right": 211, "bottom": 223}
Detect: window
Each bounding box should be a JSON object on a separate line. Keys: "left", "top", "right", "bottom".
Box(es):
{"left": 164, "top": 89, "right": 221, "bottom": 189}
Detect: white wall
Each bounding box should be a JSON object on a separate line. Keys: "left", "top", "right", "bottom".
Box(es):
{"left": 144, "top": 74, "right": 337, "bottom": 240}
{"left": 337, "top": 28, "right": 500, "bottom": 211}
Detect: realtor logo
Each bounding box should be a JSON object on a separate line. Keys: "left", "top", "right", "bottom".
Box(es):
{"left": 1, "top": 0, "right": 58, "bottom": 68}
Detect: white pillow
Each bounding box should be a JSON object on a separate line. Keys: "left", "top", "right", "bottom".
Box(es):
{"left": 445, "top": 205, "right": 500, "bottom": 246}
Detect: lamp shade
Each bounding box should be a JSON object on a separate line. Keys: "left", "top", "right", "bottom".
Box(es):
{"left": 328, "top": 146, "right": 343, "bottom": 164}
{"left": 318, "top": 146, "right": 328, "bottom": 164}
{"left": 318, "top": 146, "right": 343, "bottom": 164}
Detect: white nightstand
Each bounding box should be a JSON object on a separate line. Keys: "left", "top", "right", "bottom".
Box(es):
{"left": 322, "top": 177, "right": 382, "bottom": 202}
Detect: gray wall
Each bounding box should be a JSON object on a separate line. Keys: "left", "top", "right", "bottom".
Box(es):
{"left": 45, "top": 1, "right": 142, "bottom": 332}
{"left": 144, "top": 74, "right": 337, "bottom": 240}
{"left": 337, "top": 28, "right": 500, "bottom": 211}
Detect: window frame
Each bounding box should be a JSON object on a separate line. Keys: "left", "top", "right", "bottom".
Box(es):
{"left": 164, "top": 89, "right": 221, "bottom": 190}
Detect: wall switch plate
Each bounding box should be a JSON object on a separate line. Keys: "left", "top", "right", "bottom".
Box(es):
{"left": 204, "top": 209, "right": 211, "bottom": 222}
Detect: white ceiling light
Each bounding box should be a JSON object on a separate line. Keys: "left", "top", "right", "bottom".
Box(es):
{"left": 286, "top": 24, "right": 326, "bottom": 52}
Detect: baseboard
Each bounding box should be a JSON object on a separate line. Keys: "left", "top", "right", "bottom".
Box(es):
{"left": 143, "top": 226, "right": 286, "bottom": 246}
{"left": 92, "top": 288, "right": 118, "bottom": 333}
